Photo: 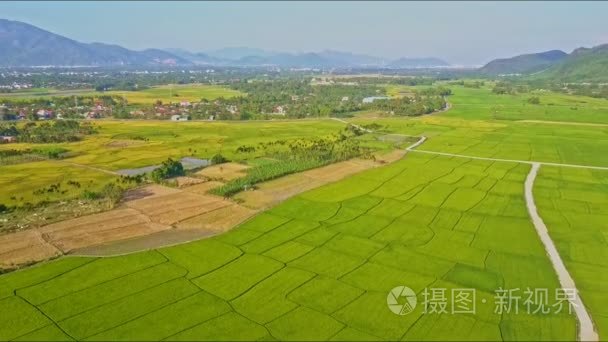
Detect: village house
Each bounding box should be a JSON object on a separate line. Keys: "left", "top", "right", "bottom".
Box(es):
{"left": 226, "top": 105, "right": 238, "bottom": 115}
{"left": 171, "top": 114, "right": 190, "bottom": 121}
{"left": 273, "top": 105, "right": 287, "bottom": 115}
{"left": 1, "top": 136, "right": 16, "bottom": 143}
{"left": 36, "top": 109, "right": 53, "bottom": 119}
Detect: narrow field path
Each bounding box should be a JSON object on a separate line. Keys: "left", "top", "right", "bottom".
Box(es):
{"left": 330, "top": 117, "right": 373, "bottom": 132}
{"left": 410, "top": 148, "right": 608, "bottom": 171}
{"left": 52, "top": 159, "right": 119, "bottom": 176}
{"left": 518, "top": 120, "right": 608, "bottom": 127}
{"left": 525, "top": 163, "right": 599, "bottom": 342}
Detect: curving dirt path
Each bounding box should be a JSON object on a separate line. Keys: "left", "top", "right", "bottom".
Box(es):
{"left": 525, "top": 163, "right": 599, "bottom": 342}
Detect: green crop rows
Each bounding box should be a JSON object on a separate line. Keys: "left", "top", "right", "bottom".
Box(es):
{"left": 0, "top": 153, "right": 578, "bottom": 341}
{"left": 535, "top": 166, "right": 608, "bottom": 338}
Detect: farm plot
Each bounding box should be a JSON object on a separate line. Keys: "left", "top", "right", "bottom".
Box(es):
{"left": 351, "top": 114, "right": 608, "bottom": 167}
{"left": 0, "top": 119, "right": 346, "bottom": 207}
{"left": 0, "top": 84, "right": 243, "bottom": 104}
{"left": 0, "top": 184, "right": 254, "bottom": 267}
{"left": 0, "top": 153, "right": 577, "bottom": 340}
{"left": 535, "top": 166, "right": 608, "bottom": 339}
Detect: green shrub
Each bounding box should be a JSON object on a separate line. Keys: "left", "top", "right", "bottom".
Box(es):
{"left": 101, "top": 183, "right": 124, "bottom": 205}
{"left": 211, "top": 154, "right": 229, "bottom": 164}
{"left": 81, "top": 190, "right": 101, "bottom": 200}
{"left": 150, "top": 158, "right": 185, "bottom": 183}
{"left": 31, "top": 146, "right": 69, "bottom": 159}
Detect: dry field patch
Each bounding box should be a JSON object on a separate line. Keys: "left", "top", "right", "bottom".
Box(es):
{"left": 196, "top": 162, "right": 250, "bottom": 181}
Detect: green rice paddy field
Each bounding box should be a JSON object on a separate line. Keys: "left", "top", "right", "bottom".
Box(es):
{"left": 0, "top": 153, "right": 579, "bottom": 341}
{"left": 535, "top": 166, "right": 608, "bottom": 337}
{"left": 1, "top": 84, "right": 608, "bottom": 340}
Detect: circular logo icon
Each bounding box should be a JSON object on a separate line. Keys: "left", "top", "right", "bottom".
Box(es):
{"left": 387, "top": 286, "right": 417, "bottom": 315}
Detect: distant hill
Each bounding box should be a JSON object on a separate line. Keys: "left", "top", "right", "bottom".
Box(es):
{"left": 164, "top": 48, "right": 223, "bottom": 65}
{"left": 0, "top": 19, "right": 452, "bottom": 69}
{"left": 479, "top": 50, "right": 568, "bottom": 75}
{"left": 206, "top": 47, "right": 276, "bottom": 60}
{"left": 0, "top": 19, "right": 190, "bottom": 66}
{"left": 532, "top": 44, "right": 608, "bottom": 82}
{"left": 387, "top": 57, "right": 450, "bottom": 68}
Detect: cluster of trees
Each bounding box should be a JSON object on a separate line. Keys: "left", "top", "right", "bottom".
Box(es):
{"left": 448, "top": 80, "right": 485, "bottom": 88}
{"left": 0, "top": 95, "right": 125, "bottom": 121}
{"left": 150, "top": 158, "right": 185, "bottom": 183}
{"left": 492, "top": 82, "right": 531, "bottom": 95}
{"left": 0, "top": 67, "right": 265, "bottom": 90}
{"left": 224, "top": 79, "right": 383, "bottom": 118}
{"left": 364, "top": 95, "right": 447, "bottom": 116}
{"left": 417, "top": 86, "right": 452, "bottom": 96}
{"left": 0, "top": 120, "right": 96, "bottom": 143}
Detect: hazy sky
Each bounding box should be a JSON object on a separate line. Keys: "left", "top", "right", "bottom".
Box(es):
{"left": 1, "top": 1, "right": 607, "bottom": 66}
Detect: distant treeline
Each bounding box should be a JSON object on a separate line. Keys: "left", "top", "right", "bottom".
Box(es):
{"left": 0, "top": 120, "right": 96, "bottom": 143}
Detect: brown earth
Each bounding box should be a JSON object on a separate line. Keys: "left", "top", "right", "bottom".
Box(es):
{"left": 195, "top": 162, "right": 250, "bottom": 181}
{"left": 0, "top": 182, "right": 238, "bottom": 267}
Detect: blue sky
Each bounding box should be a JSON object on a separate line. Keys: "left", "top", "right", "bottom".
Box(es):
{"left": 1, "top": 1, "right": 607, "bottom": 65}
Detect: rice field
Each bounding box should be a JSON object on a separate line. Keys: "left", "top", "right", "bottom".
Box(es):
{"left": 0, "top": 84, "right": 243, "bottom": 104}
{"left": 534, "top": 166, "right": 608, "bottom": 338}
{"left": 442, "top": 86, "right": 608, "bottom": 124}
{"left": 0, "top": 119, "right": 346, "bottom": 206}
{"left": 0, "top": 153, "right": 578, "bottom": 341}
{"left": 351, "top": 115, "right": 608, "bottom": 167}
{"left": 1, "top": 82, "right": 607, "bottom": 340}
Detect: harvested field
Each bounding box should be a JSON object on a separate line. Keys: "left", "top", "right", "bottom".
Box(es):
{"left": 183, "top": 181, "right": 224, "bottom": 194}
{"left": 125, "top": 192, "right": 232, "bottom": 225}
{"left": 0, "top": 230, "right": 61, "bottom": 268}
{"left": 196, "top": 162, "right": 250, "bottom": 181}
{"left": 174, "top": 176, "right": 205, "bottom": 188}
{"left": 121, "top": 184, "right": 182, "bottom": 202}
{"left": 0, "top": 185, "right": 243, "bottom": 265}
{"left": 175, "top": 204, "right": 256, "bottom": 232}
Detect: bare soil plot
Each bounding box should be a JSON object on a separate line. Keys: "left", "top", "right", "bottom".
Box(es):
{"left": 0, "top": 185, "right": 239, "bottom": 264}
{"left": 174, "top": 176, "right": 205, "bottom": 188}
{"left": 196, "top": 162, "right": 250, "bottom": 181}
{"left": 125, "top": 192, "right": 232, "bottom": 225}
{"left": 121, "top": 184, "right": 181, "bottom": 202}
{"left": 38, "top": 208, "right": 173, "bottom": 252}
{"left": 175, "top": 204, "right": 256, "bottom": 232}
{"left": 0, "top": 230, "right": 61, "bottom": 268}
{"left": 182, "top": 181, "right": 224, "bottom": 194}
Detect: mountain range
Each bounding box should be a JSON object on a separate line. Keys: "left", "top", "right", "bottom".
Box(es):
{"left": 479, "top": 44, "right": 608, "bottom": 82}
{"left": 479, "top": 50, "right": 568, "bottom": 75}
{"left": 0, "top": 19, "right": 450, "bottom": 68}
